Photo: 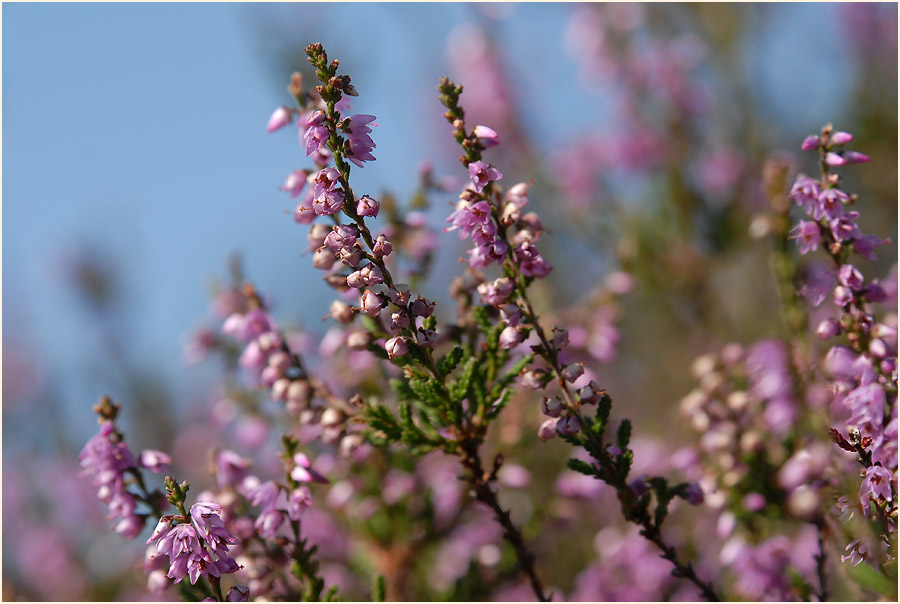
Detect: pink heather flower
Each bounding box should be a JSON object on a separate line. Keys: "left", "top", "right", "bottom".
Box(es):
{"left": 267, "top": 106, "right": 292, "bottom": 133}
{"left": 227, "top": 586, "right": 250, "bottom": 602}
{"left": 139, "top": 450, "right": 171, "bottom": 474}
{"left": 313, "top": 167, "right": 340, "bottom": 196}
{"left": 359, "top": 264, "right": 384, "bottom": 286}
{"left": 356, "top": 195, "right": 380, "bottom": 217}
{"left": 467, "top": 161, "right": 503, "bottom": 193}
{"left": 816, "top": 318, "right": 841, "bottom": 339}
{"left": 516, "top": 240, "right": 552, "bottom": 277}
{"left": 852, "top": 235, "right": 889, "bottom": 261}
{"left": 410, "top": 296, "right": 436, "bottom": 318}
{"left": 499, "top": 303, "right": 521, "bottom": 327}
{"left": 541, "top": 397, "right": 563, "bottom": 418}
{"left": 506, "top": 182, "right": 530, "bottom": 208}
{"left": 845, "top": 151, "right": 870, "bottom": 164}
{"left": 473, "top": 124, "right": 500, "bottom": 148}
{"left": 323, "top": 224, "right": 359, "bottom": 253}
{"left": 537, "top": 418, "right": 558, "bottom": 441}
{"left": 446, "top": 200, "right": 493, "bottom": 239}
{"left": 390, "top": 310, "right": 410, "bottom": 331}
{"left": 303, "top": 111, "right": 329, "bottom": 156}
{"left": 788, "top": 220, "right": 820, "bottom": 255}
{"left": 839, "top": 264, "right": 864, "bottom": 290}
{"left": 830, "top": 212, "right": 860, "bottom": 242}
{"left": 818, "top": 188, "right": 848, "bottom": 219}
{"left": 287, "top": 487, "right": 313, "bottom": 521}
{"left": 561, "top": 363, "right": 585, "bottom": 383}
{"left": 789, "top": 175, "right": 822, "bottom": 218}
{"left": 825, "top": 152, "right": 847, "bottom": 166}
{"left": 216, "top": 450, "right": 252, "bottom": 488}
{"left": 359, "top": 290, "right": 385, "bottom": 317}
{"left": 800, "top": 135, "right": 820, "bottom": 151}
{"left": 308, "top": 223, "right": 331, "bottom": 251}
{"left": 416, "top": 328, "right": 438, "bottom": 348}
{"left": 281, "top": 169, "right": 308, "bottom": 198}
{"left": 373, "top": 234, "right": 393, "bottom": 257}
{"left": 389, "top": 284, "right": 412, "bottom": 306}
{"left": 342, "top": 114, "right": 377, "bottom": 167}
{"left": 499, "top": 326, "right": 525, "bottom": 349}
{"left": 294, "top": 200, "right": 316, "bottom": 224}
{"left": 556, "top": 415, "right": 580, "bottom": 436}
{"left": 467, "top": 240, "right": 508, "bottom": 269}
{"left": 477, "top": 277, "right": 515, "bottom": 305}
{"left": 860, "top": 465, "right": 894, "bottom": 511}
{"left": 385, "top": 336, "right": 408, "bottom": 359}
{"left": 255, "top": 508, "right": 284, "bottom": 539}
{"left": 291, "top": 453, "right": 328, "bottom": 484}
{"left": 830, "top": 131, "right": 854, "bottom": 145}
{"left": 222, "top": 309, "right": 277, "bottom": 344}
{"left": 313, "top": 188, "right": 345, "bottom": 216}
{"left": 683, "top": 482, "right": 704, "bottom": 505}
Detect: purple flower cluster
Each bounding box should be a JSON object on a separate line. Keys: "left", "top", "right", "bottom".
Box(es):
{"left": 80, "top": 417, "right": 171, "bottom": 540}
{"left": 146, "top": 502, "right": 240, "bottom": 586}
{"left": 789, "top": 127, "right": 897, "bottom": 560}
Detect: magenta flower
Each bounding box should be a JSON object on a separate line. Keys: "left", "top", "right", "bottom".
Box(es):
{"left": 323, "top": 224, "right": 359, "bottom": 253}
{"left": 477, "top": 277, "right": 516, "bottom": 304}
{"left": 467, "top": 161, "right": 503, "bottom": 193}
{"left": 825, "top": 152, "right": 847, "bottom": 166}
{"left": 852, "top": 234, "right": 888, "bottom": 261}
{"left": 818, "top": 188, "right": 848, "bottom": 219}
{"left": 281, "top": 169, "right": 308, "bottom": 198}
{"left": 788, "top": 220, "right": 820, "bottom": 255}
{"left": 473, "top": 124, "right": 500, "bottom": 148}
{"left": 356, "top": 194, "right": 380, "bottom": 217}
{"left": 373, "top": 234, "right": 393, "bottom": 257}
{"left": 838, "top": 264, "right": 864, "bottom": 290}
{"left": 830, "top": 131, "right": 854, "bottom": 145}
{"left": 800, "top": 135, "right": 820, "bottom": 150}
{"left": 342, "top": 114, "right": 377, "bottom": 167}
{"left": 140, "top": 450, "right": 171, "bottom": 474}
{"left": 860, "top": 465, "right": 894, "bottom": 511}
{"left": 788, "top": 175, "right": 822, "bottom": 218}
{"left": 830, "top": 212, "right": 860, "bottom": 242}
{"left": 303, "top": 111, "right": 329, "bottom": 156}
{"left": 359, "top": 290, "right": 386, "bottom": 317}
{"left": 385, "top": 335, "right": 409, "bottom": 359}
{"left": 845, "top": 151, "right": 870, "bottom": 164}
{"left": 267, "top": 106, "right": 292, "bottom": 133}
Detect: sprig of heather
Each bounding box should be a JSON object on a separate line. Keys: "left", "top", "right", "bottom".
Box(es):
{"left": 437, "top": 77, "right": 720, "bottom": 602}
{"left": 789, "top": 125, "right": 897, "bottom": 565}
{"left": 82, "top": 397, "right": 245, "bottom": 601}
{"left": 265, "top": 43, "right": 551, "bottom": 601}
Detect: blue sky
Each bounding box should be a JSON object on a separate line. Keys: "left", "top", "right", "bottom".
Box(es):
{"left": 2, "top": 2, "right": 862, "bottom": 443}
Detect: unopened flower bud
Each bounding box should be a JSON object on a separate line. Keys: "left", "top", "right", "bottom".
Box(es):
{"left": 499, "top": 303, "right": 521, "bottom": 326}
{"left": 359, "top": 290, "right": 386, "bottom": 317}
{"left": 321, "top": 407, "right": 344, "bottom": 428}
{"left": 308, "top": 223, "right": 331, "bottom": 251}
{"left": 473, "top": 124, "right": 499, "bottom": 148}
{"left": 410, "top": 296, "right": 435, "bottom": 317}
{"left": 830, "top": 131, "right": 853, "bottom": 145}
{"left": 385, "top": 336, "right": 408, "bottom": 359}
{"left": 389, "top": 284, "right": 411, "bottom": 306}
{"left": 844, "top": 151, "right": 870, "bottom": 164}
{"left": 537, "top": 418, "right": 558, "bottom": 441}
{"left": 800, "top": 135, "right": 820, "bottom": 151}
{"left": 338, "top": 248, "right": 363, "bottom": 268}
{"left": 499, "top": 325, "right": 525, "bottom": 349}
{"left": 356, "top": 195, "right": 380, "bottom": 218}
{"left": 267, "top": 106, "right": 292, "bottom": 133}
{"left": 346, "top": 330, "right": 371, "bottom": 350}
{"left": 825, "top": 152, "right": 847, "bottom": 166}
{"left": 561, "top": 363, "right": 584, "bottom": 383}
{"left": 541, "top": 397, "right": 563, "bottom": 418}
{"left": 330, "top": 300, "right": 355, "bottom": 324}
{"left": 578, "top": 381, "right": 602, "bottom": 405}
{"left": 816, "top": 318, "right": 841, "bottom": 339}
{"left": 373, "top": 234, "right": 393, "bottom": 257}
{"left": 312, "top": 248, "right": 337, "bottom": 271}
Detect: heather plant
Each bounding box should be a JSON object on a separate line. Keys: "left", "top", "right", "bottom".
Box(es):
{"left": 68, "top": 37, "right": 900, "bottom": 603}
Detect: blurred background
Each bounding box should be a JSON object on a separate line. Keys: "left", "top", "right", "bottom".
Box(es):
{"left": 3, "top": 2, "right": 897, "bottom": 601}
